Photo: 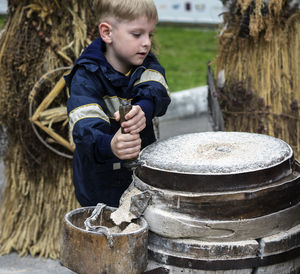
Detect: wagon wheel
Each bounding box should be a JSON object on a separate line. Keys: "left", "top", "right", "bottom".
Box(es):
{"left": 28, "top": 66, "right": 74, "bottom": 159}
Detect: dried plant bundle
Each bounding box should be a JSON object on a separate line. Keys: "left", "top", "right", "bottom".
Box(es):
{"left": 216, "top": 0, "right": 300, "bottom": 159}
{"left": 0, "top": 0, "right": 99, "bottom": 258}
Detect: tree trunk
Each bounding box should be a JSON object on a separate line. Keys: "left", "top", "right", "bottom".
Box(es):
{"left": 0, "top": 0, "right": 98, "bottom": 258}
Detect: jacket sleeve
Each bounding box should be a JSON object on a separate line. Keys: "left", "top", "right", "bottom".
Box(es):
{"left": 66, "top": 65, "right": 115, "bottom": 162}
{"left": 131, "top": 55, "right": 171, "bottom": 118}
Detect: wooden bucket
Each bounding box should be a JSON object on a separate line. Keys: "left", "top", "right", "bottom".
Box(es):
{"left": 60, "top": 206, "right": 148, "bottom": 274}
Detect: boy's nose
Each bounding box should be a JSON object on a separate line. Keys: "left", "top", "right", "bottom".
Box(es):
{"left": 142, "top": 36, "right": 151, "bottom": 48}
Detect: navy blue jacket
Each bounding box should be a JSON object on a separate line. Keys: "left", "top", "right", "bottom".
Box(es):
{"left": 65, "top": 38, "right": 170, "bottom": 207}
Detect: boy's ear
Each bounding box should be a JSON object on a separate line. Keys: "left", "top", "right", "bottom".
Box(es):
{"left": 99, "top": 22, "right": 112, "bottom": 44}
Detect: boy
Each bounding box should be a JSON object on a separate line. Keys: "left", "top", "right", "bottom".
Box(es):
{"left": 65, "top": 0, "right": 171, "bottom": 207}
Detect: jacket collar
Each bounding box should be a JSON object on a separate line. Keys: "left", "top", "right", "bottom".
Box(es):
{"left": 65, "top": 37, "right": 156, "bottom": 88}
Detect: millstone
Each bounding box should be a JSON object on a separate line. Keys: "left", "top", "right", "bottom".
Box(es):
{"left": 139, "top": 131, "right": 293, "bottom": 174}
{"left": 136, "top": 132, "right": 294, "bottom": 192}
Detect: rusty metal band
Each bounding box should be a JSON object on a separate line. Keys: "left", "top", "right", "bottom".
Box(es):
{"left": 136, "top": 156, "right": 295, "bottom": 192}
{"left": 134, "top": 170, "right": 300, "bottom": 220}
{"left": 148, "top": 246, "right": 300, "bottom": 271}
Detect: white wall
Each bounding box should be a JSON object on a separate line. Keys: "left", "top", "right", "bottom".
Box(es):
{"left": 153, "top": 0, "right": 224, "bottom": 24}
{"left": 0, "top": 0, "right": 7, "bottom": 14}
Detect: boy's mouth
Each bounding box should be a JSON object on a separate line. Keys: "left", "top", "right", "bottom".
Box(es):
{"left": 137, "top": 52, "right": 147, "bottom": 57}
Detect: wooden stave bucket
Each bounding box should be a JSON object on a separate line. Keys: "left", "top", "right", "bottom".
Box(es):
{"left": 60, "top": 206, "right": 148, "bottom": 274}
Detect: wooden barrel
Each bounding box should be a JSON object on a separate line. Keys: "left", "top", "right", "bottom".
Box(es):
{"left": 60, "top": 206, "right": 148, "bottom": 274}
{"left": 134, "top": 132, "right": 300, "bottom": 273}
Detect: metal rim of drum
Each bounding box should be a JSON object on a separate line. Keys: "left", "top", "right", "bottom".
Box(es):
{"left": 148, "top": 224, "right": 300, "bottom": 271}
{"left": 134, "top": 163, "right": 300, "bottom": 241}
{"left": 148, "top": 245, "right": 300, "bottom": 271}
{"left": 134, "top": 162, "right": 300, "bottom": 221}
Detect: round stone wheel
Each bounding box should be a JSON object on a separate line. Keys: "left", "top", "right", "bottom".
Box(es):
{"left": 136, "top": 132, "right": 294, "bottom": 192}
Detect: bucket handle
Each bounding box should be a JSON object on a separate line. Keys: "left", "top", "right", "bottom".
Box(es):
{"left": 84, "top": 203, "right": 114, "bottom": 248}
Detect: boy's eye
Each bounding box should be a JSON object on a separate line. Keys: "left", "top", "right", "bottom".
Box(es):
{"left": 132, "top": 33, "right": 141, "bottom": 38}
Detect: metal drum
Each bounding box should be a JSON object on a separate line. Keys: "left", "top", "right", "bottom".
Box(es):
{"left": 134, "top": 132, "right": 300, "bottom": 273}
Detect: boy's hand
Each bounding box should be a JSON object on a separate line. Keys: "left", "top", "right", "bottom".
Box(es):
{"left": 114, "top": 105, "right": 146, "bottom": 134}
{"left": 111, "top": 128, "right": 141, "bottom": 160}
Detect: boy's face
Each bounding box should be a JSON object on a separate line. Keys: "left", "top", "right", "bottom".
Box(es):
{"left": 104, "top": 16, "right": 156, "bottom": 74}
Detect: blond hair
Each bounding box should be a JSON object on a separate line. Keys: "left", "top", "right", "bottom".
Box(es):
{"left": 93, "top": 0, "right": 158, "bottom": 23}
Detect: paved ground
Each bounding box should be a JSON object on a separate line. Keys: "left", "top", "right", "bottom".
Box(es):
{"left": 159, "top": 112, "right": 213, "bottom": 140}
{"left": 0, "top": 112, "right": 213, "bottom": 274}
{"left": 0, "top": 253, "right": 75, "bottom": 274}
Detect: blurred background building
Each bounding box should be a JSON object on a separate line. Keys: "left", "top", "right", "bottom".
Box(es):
{"left": 0, "top": 0, "right": 7, "bottom": 14}
{"left": 0, "top": 0, "right": 224, "bottom": 24}
{"left": 153, "top": 0, "right": 223, "bottom": 24}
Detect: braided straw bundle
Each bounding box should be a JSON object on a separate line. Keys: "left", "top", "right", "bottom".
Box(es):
{"left": 0, "top": 0, "right": 99, "bottom": 258}
{"left": 216, "top": 0, "right": 300, "bottom": 159}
